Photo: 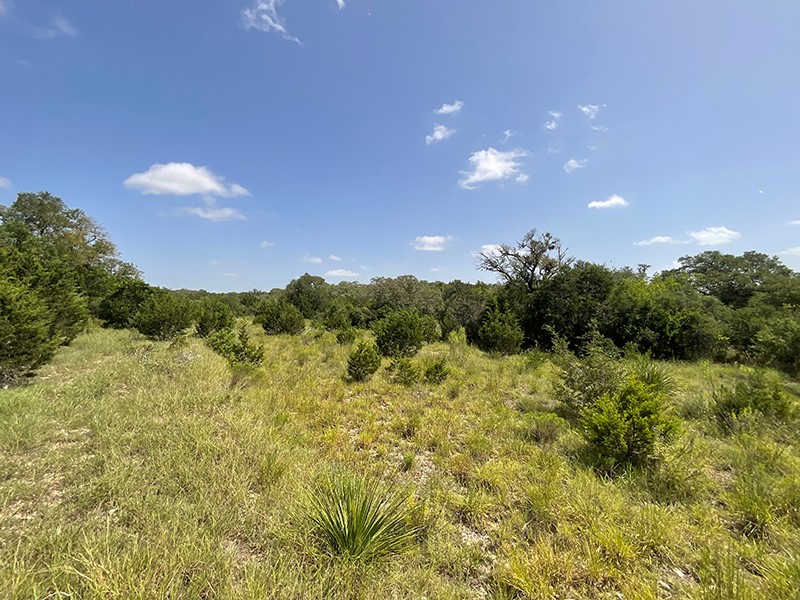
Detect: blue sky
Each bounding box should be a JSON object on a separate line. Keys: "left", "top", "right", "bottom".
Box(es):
{"left": 1, "top": 0, "right": 799, "bottom": 291}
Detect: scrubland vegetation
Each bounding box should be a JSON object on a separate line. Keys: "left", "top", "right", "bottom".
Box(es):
{"left": 2, "top": 192, "right": 800, "bottom": 598}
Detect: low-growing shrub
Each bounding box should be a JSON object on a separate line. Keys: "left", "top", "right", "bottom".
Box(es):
{"left": 335, "top": 327, "right": 356, "bottom": 345}
{"left": 581, "top": 376, "right": 680, "bottom": 469}
{"left": 553, "top": 337, "right": 625, "bottom": 415}
{"left": 713, "top": 369, "right": 792, "bottom": 431}
{"left": 206, "top": 327, "right": 264, "bottom": 367}
{"left": 195, "top": 299, "right": 235, "bottom": 338}
{"left": 255, "top": 300, "right": 305, "bottom": 335}
{"left": 388, "top": 357, "right": 422, "bottom": 386}
{"left": 630, "top": 353, "right": 676, "bottom": 396}
{"left": 303, "top": 471, "right": 424, "bottom": 561}
{"left": 347, "top": 341, "right": 381, "bottom": 382}
{"left": 131, "top": 291, "right": 197, "bottom": 341}
{"left": 373, "top": 309, "right": 426, "bottom": 357}
{"left": 423, "top": 357, "right": 449, "bottom": 384}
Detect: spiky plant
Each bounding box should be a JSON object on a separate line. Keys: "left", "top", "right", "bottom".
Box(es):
{"left": 304, "top": 472, "right": 423, "bottom": 562}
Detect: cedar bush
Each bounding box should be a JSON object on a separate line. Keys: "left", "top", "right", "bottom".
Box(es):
{"left": 373, "top": 309, "right": 426, "bottom": 358}
{"left": 347, "top": 341, "right": 381, "bottom": 382}
{"left": 131, "top": 291, "right": 197, "bottom": 341}
{"left": 195, "top": 299, "right": 235, "bottom": 338}
{"left": 388, "top": 357, "right": 422, "bottom": 386}
{"left": 206, "top": 327, "right": 264, "bottom": 367}
{"left": 476, "top": 307, "right": 523, "bottom": 355}
{"left": 255, "top": 300, "right": 305, "bottom": 335}
{"left": 581, "top": 375, "right": 680, "bottom": 469}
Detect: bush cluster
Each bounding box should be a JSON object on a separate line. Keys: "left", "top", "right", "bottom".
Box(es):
{"left": 714, "top": 369, "right": 792, "bottom": 431}
{"left": 347, "top": 342, "right": 381, "bottom": 382}
{"left": 255, "top": 300, "right": 305, "bottom": 335}
{"left": 206, "top": 327, "right": 264, "bottom": 367}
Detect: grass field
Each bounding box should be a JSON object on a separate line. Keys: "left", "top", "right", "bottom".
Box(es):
{"left": 1, "top": 326, "right": 799, "bottom": 599}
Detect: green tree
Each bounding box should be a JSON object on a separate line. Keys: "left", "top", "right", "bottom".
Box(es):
{"left": 285, "top": 273, "right": 330, "bottom": 319}
{"left": 132, "top": 291, "right": 197, "bottom": 341}
{"left": 373, "top": 309, "right": 426, "bottom": 357}
{"left": 475, "top": 301, "right": 524, "bottom": 355}
{"left": 255, "top": 300, "right": 305, "bottom": 335}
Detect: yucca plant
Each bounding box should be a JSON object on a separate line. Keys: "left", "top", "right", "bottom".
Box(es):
{"left": 304, "top": 471, "right": 424, "bottom": 562}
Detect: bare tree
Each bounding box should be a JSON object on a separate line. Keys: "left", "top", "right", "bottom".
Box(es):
{"left": 476, "top": 229, "right": 573, "bottom": 292}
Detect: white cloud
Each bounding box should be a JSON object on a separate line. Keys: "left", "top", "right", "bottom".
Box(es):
{"left": 430, "top": 266, "right": 446, "bottom": 273}
{"left": 223, "top": 272, "right": 238, "bottom": 278}
{"left": 471, "top": 243, "right": 502, "bottom": 258}
{"left": 303, "top": 254, "right": 323, "bottom": 264}
{"left": 426, "top": 123, "right": 455, "bottom": 145}
{"left": 52, "top": 15, "right": 78, "bottom": 36}
{"left": 328, "top": 254, "right": 342, "bottom": 261}
{"left": 780, "top": 247, "right": 800, "bottom": 256}
{"left": 434, "top": 100, "right": 463, "bottom": 115}
{"left": 588, "top": 194, "right": 629, "bottom": 209}
{"left": 634, "top": 236, "right": 690, "bottom": 246}
{"left": 543, "top": 110, "right": 562, "bottom": 131}
{"left": 124, "top": 162, "right": 250, "bottom": 198}
{"left": 458, "top": 147, "right": 528, "bottom": 189}
{"left": 578, "top": 104, "right": 602, "bottom": 119}
{"left": 326, "top": 269, "right": 359, "bottom": 277}
{"left": 241, "top": 0, "right": 301, "bottom": 44}
{"left": 0, "top": 176, "right": 11, "bottom": 188}
{"left": 591, "top": 125, "right": 609, "bottom": 132}
{"left": 789, "top": 220, "right": 800, "bottom": 225}
{"left": 563, "top": 159, "right": 588, "bottom": 174}
{"left": 335, "top": 0, "right": 345, "bottom": 9}
{"left": 501, "top": 129, "right": 519, "bottom": 143}
{"left": 181, "top": 206, "right": 246, "bottom": 222}
{"left": 688, "top": 226, "right": 741, "bottom": 246}
{"left": 516, "top": 173, "right": 529, "bottom": 184}
{"left": 412, "top": 235, "right": 453, "bottom": 252}
{"left": 259, "top": 240, "right": 276, "bottom": 248}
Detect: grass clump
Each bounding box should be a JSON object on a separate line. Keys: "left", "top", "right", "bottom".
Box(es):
{"left": 303, "top": 471, "right": 424, "bottom": 562}
{"left": 346, "top": 341, "right": 381, "bottom": 382}
{"left": 581, "top": 376, "right": 680, "bottom": 470}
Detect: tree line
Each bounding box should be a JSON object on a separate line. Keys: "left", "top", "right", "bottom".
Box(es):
{"left": 2, "top": 192, "right": 798, "bottom": 383}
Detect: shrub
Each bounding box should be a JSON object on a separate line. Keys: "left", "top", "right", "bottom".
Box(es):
{"left": 335, "top": 327, "right": 356, "bottom": 345}
{"left": 630, "top": 353, "right": 676, "bottom": 396}
{"left": 303, "top": 471, "right": 424, "bottom": 561}
{"left": 255, "top": 300, "right": 305, "bottom": 335}
{"left": 0, "top": 278, "right": 58, "bottom": 384}
{"left": 713, "top": 369, "right": 792, "bottom": 431}
{"left": 388, "top": 357, "right": 422, "bottom": 386}
{"left": 476, "top": 308, "right": 523, "bottom": 355}
{"left": 553, "top": 336, "right": 626, "bottom": 414}
{"left": 206, "top": 327, "right": 264, "bottom": 367}
{"left": 195, "top": 299, "right": 235, "bottom": 338}
{"left": 373, "top": 309, "right": 426, "bottom": 357}
{"left": 581, "top": 376, "right": 680, "bottom": 469}
{"left": 347, "top": 342, "right": 381, "bottom": 382}
{"left": 131, "top": 291, "right": 197, "bottom": 341}
{"left": 98, "top": 278, "right": 154, "bottom": 329}
{"left": 423, "top": 357, "right": 449, "bottom": 384}
{"left": 753, "top": 308, "right": 800, "bottom": 376}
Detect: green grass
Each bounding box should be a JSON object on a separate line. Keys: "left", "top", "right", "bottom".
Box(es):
{"left": 1, "top": 326, "right": 799, "bottom": 598}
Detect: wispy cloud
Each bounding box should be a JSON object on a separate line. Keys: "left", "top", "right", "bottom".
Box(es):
{"left": 328, "top": 254, "right": 342, "bottom": 261}
{"left": 124, "top": 162, "right": 250, "bottom": 198}
{"left": 588, "top": 194, "right": 629, "bottom": 209}
{"left": 335, "top": 0, "right": 346, "bottom": 9}
{"left": 326, "top": 269, "right": 359, "bottom": 277}
{"left": 578, "top": 104, "right": 602, "bottom": 119}
{"left": 412, "top": 235, "right": 453, "bottom": 252}
{"left": 688, "top": 226, "right": 741, "bottom": 246}
{"left": 33, "top": 14, "right": 79, "bottom": 39}
{"left": 591, "top": 124, "right": 609, "bottom": 132}
{"left": 13, "top": 58, "right": 31, "bottom": 68}
{"left": 543, "top": 110, "right": 562, "bottom": 131}
{"left": 789, "top": 220, "right": 800, "bottom": 225}
{"left": 241, "top": 0, "right": 301, "bottom": 44}
{"left": 501, "top": 129, "right": 519, "bottom": 143}
{"left": 223, "top": 272, "right": 238, "bottom": 278}
{"left": 634, "top": 236, "right": 690, "bottom": 246}
{"left": 516, "top": 173, "right": 530, "bottom": 184}
{"left": 458, "top": 147, "right": 528, "bottom": 190}
{"left": 780, "top": 247, "right": 800, "bottom": 256}
{"left": 434, "top": 100, "right": 463, "bottom": 115}
{"left": 0, "top": 175, "right": 10, "bottom": 188}
{"left": 426, "top": 123, "right": 455, "bottom": 145}
{"left": 0, "top": 1, "right": 11, "bottom": 17}
{"left": 563, "top": 159, "right": 588, "bottom": 174}
{"left": 259, "top": 240, "right": 276, "bottom": 248}
{"left": 180, "top": 206, "right": 246, "bottom": 222}
{"left": 303, "top": 254, "right": 323, "bottom": 264}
